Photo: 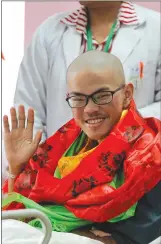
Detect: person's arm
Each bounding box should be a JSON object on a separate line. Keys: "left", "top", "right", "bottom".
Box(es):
{"left": 14, "top": 27, "right": 48, "bottom": 141}
{"left": 3, "top": 105, "right": 42, "bottom": 195}
{"left": 2, "top": 105, "right": 75, "bottom": 202}
{"left": 14, "top": 12, "right": 67, "bottom": 141}
{"left": 72, "top": 228, "right": 117, "bottom": 244}
{"left": 93, "top": 181, "right": 161, "bottom": 244}
{"left": 111, "top": 181, "right": 161, "bottom": 244}
{"left": 138, "top": 52, "right": 161, "bottom": 119}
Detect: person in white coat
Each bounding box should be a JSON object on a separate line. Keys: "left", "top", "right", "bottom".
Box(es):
{"left": 14, "top": 1, "right": 160, "bottom": 141}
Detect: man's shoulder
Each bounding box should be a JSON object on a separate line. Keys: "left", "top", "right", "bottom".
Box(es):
{"left": 38, "top": 10, "right": 74, "bottom": 32}
{"left": 33, "top": 10, "right": 76, "bottom": 46}
{"left": 134, "top": 4, "right": 160, "bottom": 24}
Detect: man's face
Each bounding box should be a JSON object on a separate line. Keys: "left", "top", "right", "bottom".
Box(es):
{"left": 68, "top": 69, "right": 126, "bottom": 141}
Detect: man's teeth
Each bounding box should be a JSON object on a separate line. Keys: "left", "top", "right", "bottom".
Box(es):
{"left": 86, "top": 118, "right": 105, "bottom": 124}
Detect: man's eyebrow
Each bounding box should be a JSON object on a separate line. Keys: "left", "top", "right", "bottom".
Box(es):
{"left": 67, "top": 92, "right": 84, "bottom": 96}
{"left": 68, "top": 87, "right": 111, "bottom": 97}
{"left": 93, "top": 87, "right": 111, "bottom": 93}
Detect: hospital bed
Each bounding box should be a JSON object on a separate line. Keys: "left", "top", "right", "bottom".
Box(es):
{"left": 2, "top": 209, "right": 160, "bottom": 244}
{"left": 150, "top": 237, "right": 161, "bottom": 244}
{"left": 2, "top": 209, "right": 52, "bottom": 244}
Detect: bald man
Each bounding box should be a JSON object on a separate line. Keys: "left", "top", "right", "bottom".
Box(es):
{"left": 2, "top": 51, "right": 161, "bottom": 244}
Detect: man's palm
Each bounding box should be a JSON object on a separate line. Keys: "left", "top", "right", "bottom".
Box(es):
{"left": 3, "top": 106, "right": 42, "bottom": 174}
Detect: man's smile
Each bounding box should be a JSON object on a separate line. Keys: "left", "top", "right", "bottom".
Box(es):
{"left": 85, "top": 117, "right": 107, "bottom": 128}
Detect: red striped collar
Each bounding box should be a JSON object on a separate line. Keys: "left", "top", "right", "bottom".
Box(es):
{"left": 61, "top": 1, "right": 139, "bottom": 35}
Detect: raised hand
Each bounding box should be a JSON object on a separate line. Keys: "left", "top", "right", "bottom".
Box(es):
{"left": 3, "top": 105, "right": 42, "bottom": 175}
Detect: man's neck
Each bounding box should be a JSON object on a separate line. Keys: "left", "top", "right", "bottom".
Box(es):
{"left": 87, "top": 2, "right": 121, "bottom": 26}
{"left": 87, "top": 2, "right": 122, "bottom": 43}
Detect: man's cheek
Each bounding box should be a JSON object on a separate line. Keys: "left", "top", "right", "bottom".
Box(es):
{"left": 110, "top": 100, "right": 122, "bottom": 114}
{"left": 72, "top": 109, "right": 78, "bottom": 118}
{"left": 72, "top": 110, "right": 83, "bottom": 125}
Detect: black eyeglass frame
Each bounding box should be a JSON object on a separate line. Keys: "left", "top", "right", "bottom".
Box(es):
{"left": 66, "top": 84, "right": 125, "bottom": 108}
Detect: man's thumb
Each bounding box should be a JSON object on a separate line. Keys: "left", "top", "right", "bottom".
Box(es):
{"left": 33, "top": 131, "right": 42, "bottom": 146}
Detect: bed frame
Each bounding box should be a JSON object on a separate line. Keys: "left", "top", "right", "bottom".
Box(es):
{"left": 2, "top": 209, "right": 52, "bottom": 244}
{"left": 2, "top": 209, "right": 160, "bottom": 244}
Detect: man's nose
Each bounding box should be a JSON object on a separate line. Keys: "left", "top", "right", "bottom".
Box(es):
{"left": 84, "top": 98, "right": 99, "bottom": 113}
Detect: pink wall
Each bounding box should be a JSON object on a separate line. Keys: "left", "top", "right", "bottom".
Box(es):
{"left": 25, "top": 2, "right": 79, "bottom": 47}
{"left": 25, "top": 1, "right": 160, "bottom": 48}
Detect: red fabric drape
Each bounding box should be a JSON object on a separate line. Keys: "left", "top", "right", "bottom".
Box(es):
{"left": 3, "top": 102, "right": 161, "bottom": 222}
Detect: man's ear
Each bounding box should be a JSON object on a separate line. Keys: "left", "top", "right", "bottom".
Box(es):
{"left": 123, "top": 83, "right": 134, "bottom": 109}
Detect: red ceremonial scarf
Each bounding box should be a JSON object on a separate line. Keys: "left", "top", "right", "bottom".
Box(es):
{"left": 3, "top": 101, "right": 161, "bottom": 222}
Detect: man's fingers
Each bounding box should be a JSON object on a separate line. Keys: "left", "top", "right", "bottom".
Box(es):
{"left": 3, "top": 115, "right": 10, "bottom": 133}
{"left": 26, "top": 108, "right": 34, "bottom": 132}
{"left": 10, "top": 107, "right": 18, "bottom": 130}
{"left": 33, "top": 131, "right": 42, "bottom": 146}
{"left": 18, "top": 105, "right": 26, "bottom": 128}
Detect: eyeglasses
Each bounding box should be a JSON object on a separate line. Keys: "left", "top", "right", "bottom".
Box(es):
{"left": 66, "top": 85, "right": 125, "bottom": 108}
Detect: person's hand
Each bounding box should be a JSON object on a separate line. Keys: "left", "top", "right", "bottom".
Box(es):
{"left": 3, "top": 105, "right": 42, "bottom": 175}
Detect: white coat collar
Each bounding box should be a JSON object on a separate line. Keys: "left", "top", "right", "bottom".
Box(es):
{"left": 62, "top": 4, "right": 146, "bottom": 67}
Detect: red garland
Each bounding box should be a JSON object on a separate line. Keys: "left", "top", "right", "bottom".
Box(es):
{"left": 3, "top": 102, "right": 161, "bottom": 222}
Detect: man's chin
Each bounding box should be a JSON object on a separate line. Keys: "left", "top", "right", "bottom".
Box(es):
{"left": 86, "top": 130, "right": 109, "bottom": 142}
{"left": 79, "top": 1, "right": 96, "bottom": 7}
{"left": 79, "top": 1, "right": 118, "bottom": 7}
{"left": 79, "top": 1, "right": 86, "bottom": 4}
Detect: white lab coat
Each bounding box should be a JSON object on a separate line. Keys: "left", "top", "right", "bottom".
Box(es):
{"left": 14, "top": 4, "right": 161, "bottom": 141}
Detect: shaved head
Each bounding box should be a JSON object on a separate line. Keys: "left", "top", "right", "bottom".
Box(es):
{"left": 66, "top": 51, "right": 133, "bottom": 142}
{"left": 67, "top": 51, "right": 125, "bottom": 88}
